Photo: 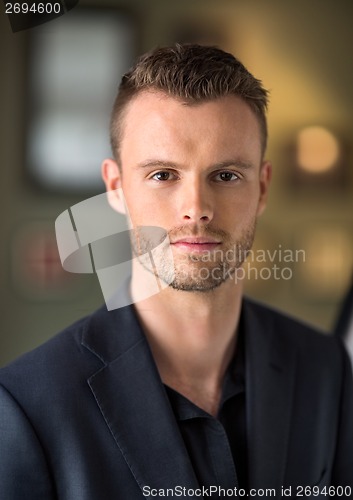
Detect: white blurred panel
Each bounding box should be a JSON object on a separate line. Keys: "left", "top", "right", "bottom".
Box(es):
{"left": 27, "top": 8, "right": 136, "bottom": 190}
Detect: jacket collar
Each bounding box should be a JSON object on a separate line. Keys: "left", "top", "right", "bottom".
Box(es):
{"left": 82, "top": 289, "right": 297, "bottom": 494}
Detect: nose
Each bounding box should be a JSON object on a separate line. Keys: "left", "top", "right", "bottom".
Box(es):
{"left": 179, "top": 179, "right": 214, "bottom": 223}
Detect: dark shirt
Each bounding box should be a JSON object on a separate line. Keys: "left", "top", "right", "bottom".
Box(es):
{"left": 164, "top": 327, "right": 247, "bottom": 494}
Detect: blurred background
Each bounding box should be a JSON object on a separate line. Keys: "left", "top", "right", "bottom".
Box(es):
{"left": 1, "top": 0, "right": 353, "bottom": 366}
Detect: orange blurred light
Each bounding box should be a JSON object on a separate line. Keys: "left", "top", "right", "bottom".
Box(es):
{"left": 297, "top": 126, "right": 340, "bottom": 173}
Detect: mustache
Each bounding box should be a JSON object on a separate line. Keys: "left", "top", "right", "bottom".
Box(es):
{"left": 167, "top": 225, "right": 230, "bottom": 242}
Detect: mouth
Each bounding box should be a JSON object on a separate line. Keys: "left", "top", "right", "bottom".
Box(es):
{"left": 171, "top": 237, "right": 221, "bottom": 252}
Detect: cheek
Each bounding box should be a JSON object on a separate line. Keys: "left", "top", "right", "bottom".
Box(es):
{"left": 123, "top": 189, "right": 169, "bottom": 227}
{"left": 218, "top": 185, "right": 260, "bottom": 219}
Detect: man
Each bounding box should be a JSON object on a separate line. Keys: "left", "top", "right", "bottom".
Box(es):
{"left": 0, "top": 44, "right": 352, "bottom": 499}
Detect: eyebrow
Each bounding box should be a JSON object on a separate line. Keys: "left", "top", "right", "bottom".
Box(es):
{"left": 135, "top": 159, "right": 255, "bottom": 171}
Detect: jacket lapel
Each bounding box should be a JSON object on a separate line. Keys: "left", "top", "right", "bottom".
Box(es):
{"left": 243, "top": 299, "right": 298, "bottom": 492}
{"left": 82, "top": 302, "right": 199, "bottom": 497}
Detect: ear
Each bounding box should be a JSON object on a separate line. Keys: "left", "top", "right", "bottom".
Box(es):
{"left": 101, "top": 158, "right": 126, "bottom": 214}
{"left": 256, "top": 160, "right": 272, "bottom": 216}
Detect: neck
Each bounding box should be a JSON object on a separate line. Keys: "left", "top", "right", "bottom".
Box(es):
{"left": 130, "top": 273, "right": 243, "bottom": 415}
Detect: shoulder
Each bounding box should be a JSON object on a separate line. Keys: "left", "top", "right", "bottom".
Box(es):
{"left": 0, "top": 310, "right": 101, "bottom": 398}
{"left": 244, "top": 295, "right": 327, "bottom": 338}
{"left": 243, "top": 297, "right": 348, "bottom": 371}
{"left": 0, "top": 302, "right": 143, "bottom": 396}
{"left": 242, "top": 299, "right": 353, "bottom": 411}
{"left": 1, "top": 314, "right": 89, "bottom": 368}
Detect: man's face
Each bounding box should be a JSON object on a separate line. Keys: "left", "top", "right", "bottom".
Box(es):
{"left": 104, "top": 91, "right": 271, "bottom": 292}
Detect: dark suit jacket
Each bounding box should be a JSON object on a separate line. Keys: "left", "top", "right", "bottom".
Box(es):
{"left": 0, "top": 298, "right": 352, "bottom": 499}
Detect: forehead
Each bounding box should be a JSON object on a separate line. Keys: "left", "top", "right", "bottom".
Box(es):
{"left": 120, "top": 91, "right": 263, "bottom": 166}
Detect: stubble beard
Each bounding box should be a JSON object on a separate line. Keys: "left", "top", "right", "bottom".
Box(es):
{"left": 130, "top": 220, "right": 257, "bottom": 293}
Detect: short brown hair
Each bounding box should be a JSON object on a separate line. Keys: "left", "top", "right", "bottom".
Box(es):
{"left": 110, "top": 43, "right": 269, "bottom": 161}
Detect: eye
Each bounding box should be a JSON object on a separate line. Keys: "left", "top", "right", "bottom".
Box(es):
{"left": 150, "top": 171, "right": 177, "bottom": 181}
{"left": 214, "top": 171, "right": 239, "bottom": 182}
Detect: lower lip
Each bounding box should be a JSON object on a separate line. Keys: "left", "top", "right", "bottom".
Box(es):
{"left": 172, "top": 242, "right": 221, "bottom": 252}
